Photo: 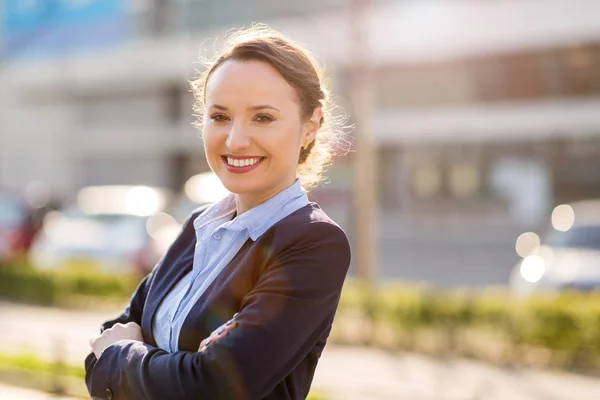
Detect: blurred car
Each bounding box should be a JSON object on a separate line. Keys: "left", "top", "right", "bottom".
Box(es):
{"left": 29, "top": 185, "right": 174, "bottom": 275}
{"left": 510, "top": 200, "right": 600, "bottom": 296}
{"left": 0, "top": 194, "right": 38, "bottom": 262}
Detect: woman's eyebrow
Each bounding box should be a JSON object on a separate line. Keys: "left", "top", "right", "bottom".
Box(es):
{"left": 208, "top": 104, "right": 280, "bottom": 112}
{"left": 248, "top": 104, "right": 280, "bottom": 112}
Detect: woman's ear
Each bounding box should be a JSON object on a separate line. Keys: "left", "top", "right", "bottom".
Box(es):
{"left": 303, "top": 107, "right": 323, "bottom": 143}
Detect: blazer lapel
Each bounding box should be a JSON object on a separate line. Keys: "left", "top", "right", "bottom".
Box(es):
{"left": 142, "top": 240, "right": 196, "bottom": 347}
{"left": 177, "top": 239, "right": 255, "bottom": 351}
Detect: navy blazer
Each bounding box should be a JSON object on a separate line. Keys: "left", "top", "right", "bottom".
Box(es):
{"left": 84, "top": 203, "right": 351, "bottom": 400}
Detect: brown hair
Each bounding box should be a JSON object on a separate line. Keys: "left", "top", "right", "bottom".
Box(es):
{"left": 190, "top": 24, "right": 349, "bottom": 191}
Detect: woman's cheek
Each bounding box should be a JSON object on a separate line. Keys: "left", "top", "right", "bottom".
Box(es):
{"left": 203, "top": 132, "right": 220, "bottom": 159}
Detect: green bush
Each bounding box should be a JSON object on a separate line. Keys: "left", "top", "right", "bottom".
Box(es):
{"left": 0, "top": 352, "right": 85, "bottom": 379}
{"left": 337, "top": 279, "right": 600, "bottom": 370}
{"left": 522, "top": 295, "right": 583, "bottom": 352}
{"left": 0, "top": 267, "right": 59, "bottom": 304}
{"left": 339, "top": 280, "right": 373, "bottom": 312}
{"left": 583, "top": 294, "right": 600, "bottom": 357}
{"left": 0, "top": 262, "right": 139, "bottom": 306}
{"left": 376, "top": 285, "right": 438, "bottom": 330}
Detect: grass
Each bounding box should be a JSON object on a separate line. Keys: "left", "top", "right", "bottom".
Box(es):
{"left": 0, "top": 351, "right": 331, "bottom": 399}
{"left": 0, "top": 353, "right": 85, "bottom": 378}
{"left": 0, "top": 353, "right": 88, "bottom": 398}
{"left": 307, "top": 389, "right": 332, "bottom": 400}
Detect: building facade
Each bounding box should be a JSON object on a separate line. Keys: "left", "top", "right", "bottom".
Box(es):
{"left": 2, "top": 0, "right": 600, "bottom": 285}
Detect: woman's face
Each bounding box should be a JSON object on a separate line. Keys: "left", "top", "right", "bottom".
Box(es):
{"left": 203, "top": 59, "right": 318, "bottom": 203}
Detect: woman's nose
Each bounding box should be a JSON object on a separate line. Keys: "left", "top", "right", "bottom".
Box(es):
{"left": 225, "top": 122, "right": 251, "bottom": 151}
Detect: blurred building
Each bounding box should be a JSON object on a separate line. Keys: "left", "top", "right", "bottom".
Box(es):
{"left": 2, "top": 0, "right": 600, "bottom": 285}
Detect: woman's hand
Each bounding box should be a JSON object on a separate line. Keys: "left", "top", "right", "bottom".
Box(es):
{"left": 198, "top": 314, "right": 238, "bottom": 352}
{"left": 90, "top": 322, "right": 144, "bottom": 358}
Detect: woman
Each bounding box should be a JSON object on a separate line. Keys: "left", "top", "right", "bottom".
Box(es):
{"left": 85, "top": 25, "right": 351, "bottom": 400}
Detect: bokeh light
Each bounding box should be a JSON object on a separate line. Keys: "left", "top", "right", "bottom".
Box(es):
{"left": 520, "top": 255, "right": 546, "bottom": 283}
{"left": 184, "top": 172, "right": 230, "bottom": 204}
{"left": 146, "top": 212, "right": 178, "bottom": 239}
{"left": 78, "top": 186, "right": 166, "bottom": 216}
{"left": 551, "top": 204, "right": 575, "bottom": 232}
{"left": 125, "top": 186, "right": 163, "bottom": 216}
{"left": 515, "top": 232, "right": 540, "bottom": 258}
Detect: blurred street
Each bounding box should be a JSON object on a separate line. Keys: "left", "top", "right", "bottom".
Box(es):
{"left": 2, "top": 301, "right": 600, "bottom": 400}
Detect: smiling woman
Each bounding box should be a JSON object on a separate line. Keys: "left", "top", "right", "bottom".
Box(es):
{"left": 191, "top": 26, "right": 348, "bottom": 205}
{"left": 85, "top": 25, "right": 352, "bottom": 400}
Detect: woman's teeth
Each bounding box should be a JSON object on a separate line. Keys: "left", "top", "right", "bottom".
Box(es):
{"left": 226, "top": 157, "right": 262, "bottom": 167}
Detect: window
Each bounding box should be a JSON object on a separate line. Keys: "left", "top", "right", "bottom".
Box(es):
{"left": 556, "top": 44, "right": 600, "bottom": 97}
{"left": 164, "top": 85, "right": 190, "bottom": 123}
{"left": 412, "top": 162, "right": 443, "bottom": 199}
{"left": 378, "top": 146, "right": 402, "bottom": 209}
{"left": 373, "top": 62, "right": 475, "bottom": 109}
{"left": 78, "top": 93, "right": 164, "bottom": 127}
{"left": 449, "top": 163, "right": 480, "bottom": 198}
{"left": 470, "top": 52, "right": 558, "bottom": 102}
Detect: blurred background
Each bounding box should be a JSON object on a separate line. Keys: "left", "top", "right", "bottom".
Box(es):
{"left": 3, "top": 0, "right": 600, "bottom": 399}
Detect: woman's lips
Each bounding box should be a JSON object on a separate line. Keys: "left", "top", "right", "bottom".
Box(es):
{"left": 221, "top": 156, "right": 265, "bottom": 174}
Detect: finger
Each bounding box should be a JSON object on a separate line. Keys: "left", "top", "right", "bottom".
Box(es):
{"left": 211, "top": 320, "right": 238, "bottom": 337}
{"left": 198, "top": 325, "right": 230, "bottom": 351}
{"left": 221, "top": 320, "right": 238, "bottom": 335}
{"left": 198, "top": 338, "right": 212, "bottom": 352}
{"left": 208, "top": 329, "right": 227, "bottom": 342}
{"left": 199, "top": 320, "right": 239, "bottom": 352}
{"left": 208, "top": 322, "right": 237, "bottom": 344}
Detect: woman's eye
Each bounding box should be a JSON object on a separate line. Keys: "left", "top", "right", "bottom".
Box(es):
{"left": 254, "top": 114, "right": 275, "bottom": 124}
{"left": 210, "top": 113, "right": 229, "bottom": 122}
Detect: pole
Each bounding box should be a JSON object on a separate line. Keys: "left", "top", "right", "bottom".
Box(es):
{"left": 349, "top": 0, "right": 377, "bottom": 287}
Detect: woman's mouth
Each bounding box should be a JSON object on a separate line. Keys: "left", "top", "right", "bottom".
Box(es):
{"left": 221, "top": 156, "right": 266, "bottom": 174}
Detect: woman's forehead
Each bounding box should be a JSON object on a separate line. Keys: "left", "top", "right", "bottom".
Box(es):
{"left": 205, "top": 59, "right": 299, "bottom": 106}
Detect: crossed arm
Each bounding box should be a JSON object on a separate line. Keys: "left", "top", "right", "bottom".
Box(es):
{"left": 84, "top": 222, "right": 350, "bottom": 400}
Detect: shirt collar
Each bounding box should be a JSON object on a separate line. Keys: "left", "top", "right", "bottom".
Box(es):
{"left": 192, "top": 195, "right": 236, "bottom": 232}
{"left": 193, "top": 179, "right": 307, "bottom": 240}
{"left": 231, "top": 179, "right": 307, "bottom": 241}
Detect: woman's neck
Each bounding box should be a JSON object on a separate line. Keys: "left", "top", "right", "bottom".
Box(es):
{"left": 234, "top": 178, "right": 296, "bottom": 216}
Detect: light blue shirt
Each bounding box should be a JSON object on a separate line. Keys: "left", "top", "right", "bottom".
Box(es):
{"left": 152, "top": 179, "right": 309, "bottom": 352}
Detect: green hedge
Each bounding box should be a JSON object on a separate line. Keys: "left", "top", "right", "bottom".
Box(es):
{"left": 0, "top": 261, "right": 139, "bottom": 307}
{"left": 337, "top": 281, "right": 600, "bottom": 370}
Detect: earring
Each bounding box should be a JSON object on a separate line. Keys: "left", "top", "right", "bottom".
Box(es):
{"left": 303, "top": 140, "right": 310, "bottom": 151}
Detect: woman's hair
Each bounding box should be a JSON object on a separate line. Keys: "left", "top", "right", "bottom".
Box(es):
{"left": 190, "top": 24, "right": 349, "bottom": 191}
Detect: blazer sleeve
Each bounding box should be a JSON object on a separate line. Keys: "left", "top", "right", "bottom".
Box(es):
{"left": 84, "top": 208, "right": 205, "bottom": 396}
{"left": 84, "top": 268, "right": 155, "bottom": 392}
{"left": 85, "top": 221, "right": 351, "bottom": 400}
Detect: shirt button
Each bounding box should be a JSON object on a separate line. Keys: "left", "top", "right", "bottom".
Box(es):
{"left": 213, "top": 233, "right": 221, "bottom": 240}
{"left": 106, "top": 388, "right": 113, "bottom": 399}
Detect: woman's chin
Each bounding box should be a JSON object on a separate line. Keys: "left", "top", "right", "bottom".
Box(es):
{"left": 220, "top": 177, "right": 263, "bottom": 195}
